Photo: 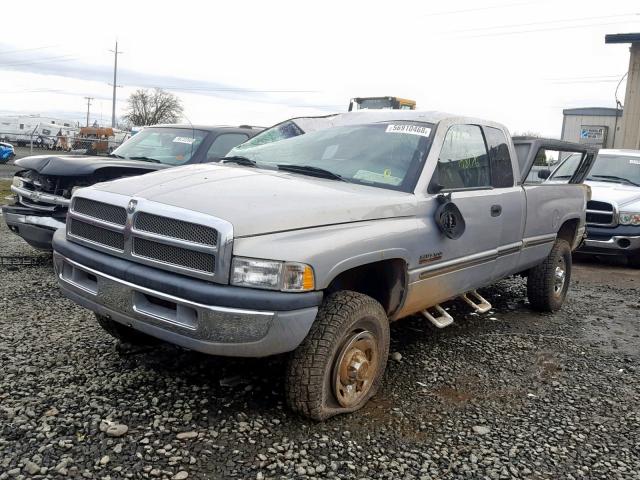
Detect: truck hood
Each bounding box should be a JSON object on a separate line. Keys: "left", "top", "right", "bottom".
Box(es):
{"left": 586, "top": 180, "right": 640, "bottom": 210}
{"left": 15, "top": 154, "right": 171, "bottom": 176}
{"left": 91, "top": 164, "right": 418, "bottom": 237}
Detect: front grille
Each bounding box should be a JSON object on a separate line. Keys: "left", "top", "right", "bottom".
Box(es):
{"left": 586, "top": 200, "right": 615, "bottom": 226}
{"left": 69, "top": 219, "right": 125, "bottom": 251}
{"left": 73, "top": 197, "right": 127, "bottom": 225}
{"left": 67, "top": 194, "right": 231, "bottom": 282}
{"left": 133, "top": 237, "right": 215, "bottom": 274}
{"left": 134, "top": 212, "right": 217, "bottom": 246}
{"left": 587, "top": 200, "right": 613, "bottom": 212}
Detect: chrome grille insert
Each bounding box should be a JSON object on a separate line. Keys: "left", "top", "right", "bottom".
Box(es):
{"left": 73, "top": 197, "right": 127, "bottom": 225}
{"left": 133, "top": 237, "right": 215, "bottom": 274}
{"left": 69, "top": 219, "right": 125, "bottom": 251}
{"left": 66, "top": 193, "right": 233, "bottom": 283}
{"left": 134, "top": 212, "right": 218, "bottom": 246}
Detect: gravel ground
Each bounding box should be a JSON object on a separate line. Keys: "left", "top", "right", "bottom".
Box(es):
{"left": 0, "top": 221, "right": 638, "bottom": 480}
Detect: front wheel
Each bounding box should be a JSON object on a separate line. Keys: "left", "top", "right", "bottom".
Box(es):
{"left": 286, "top": 291, "right": 390, "bottom": 421}
{"left": 527, "top": 239, "right": 572, "bottom": 312}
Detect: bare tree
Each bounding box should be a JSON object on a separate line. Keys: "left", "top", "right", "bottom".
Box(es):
{"left": 123, "top": 88, "right": 184, "bottom": 126}
{"left": 512, "top": 131, "right": 542, "bottom": 138}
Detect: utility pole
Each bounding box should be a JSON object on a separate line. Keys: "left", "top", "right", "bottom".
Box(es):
{"left": 109, "top": 41, "right": 123, "bottom": 128}
{"left": 84, "top": 97, "right": 93, "bottom": 127}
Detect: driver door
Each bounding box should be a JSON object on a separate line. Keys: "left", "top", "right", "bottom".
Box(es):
{"left": 406, "top": 124, "right": 505, "bottom": 311}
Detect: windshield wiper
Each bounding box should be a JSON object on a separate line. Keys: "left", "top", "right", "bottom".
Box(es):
{"left": 108, "top": 153, "right": 126, "bottom": 159}
{"left": 221, "top": 156, "right": 257, "bottom": 167}
{"left": 276, "top": 164, "right": 347, "bottom": 182}
{"left": 128, "top": 156, "right": 162, "bottom": 164}
{"left": 588, "top": 174, "right": 640, "bottom": 187}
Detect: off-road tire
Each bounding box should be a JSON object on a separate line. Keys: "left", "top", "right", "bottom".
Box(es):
{"left": 285, "top": 291, "right": 390, "bottom": 421}
{"left": 95, "top": 314, "right": 156, "bottom": 345}
{"left": 527, "top": 239, "right": 572, "bottom": 312}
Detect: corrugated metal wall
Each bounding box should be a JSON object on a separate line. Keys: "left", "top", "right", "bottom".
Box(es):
{"left": 561, "top": 114, "right": 622, "bottom": 148}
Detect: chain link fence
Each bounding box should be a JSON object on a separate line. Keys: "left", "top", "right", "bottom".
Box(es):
{"left": 0, "top": 130, "right": 129, "bottom": 159}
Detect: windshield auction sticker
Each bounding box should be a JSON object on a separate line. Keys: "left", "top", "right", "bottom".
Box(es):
{"left": 173, "top": 136, "right": 196, "bottom": 144}
{"left": 385, "top": 124, "right": 431, "bottom": 137}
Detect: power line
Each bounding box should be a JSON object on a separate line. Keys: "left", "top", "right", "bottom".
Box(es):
{"left": 455, "top": 19, "right": 640, "bottom": 39}
{"left": 127, "top": 84, "right": 319, "bottom": 93}
{"left": 0, "top": 45, "right": 57, "bottom": 56}
{"left": 457, "top": 12, "right": 638, "bottom": 34}
{"left": 425, "top": 0, "right": 539, "bottom": 17}
{"left": 0, "top": 55, "right": 78, "bottom": 68}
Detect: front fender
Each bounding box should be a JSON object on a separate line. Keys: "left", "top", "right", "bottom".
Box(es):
{"left": 232, "top": 217, "right": 418, "bottom": 289}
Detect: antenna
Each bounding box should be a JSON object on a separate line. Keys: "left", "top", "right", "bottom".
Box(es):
{"left": 181, "top": 112, "right": 196, "bottom": 161}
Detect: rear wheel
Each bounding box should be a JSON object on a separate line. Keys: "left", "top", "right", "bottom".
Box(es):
{"left": 527, "top": 239, "right": 572, "bottom": 312}
{"left": 286, "top": 291, "right": 390, "bottom": 421}
{"left": 95, "top": 314, "right": 156, "bottom": 345}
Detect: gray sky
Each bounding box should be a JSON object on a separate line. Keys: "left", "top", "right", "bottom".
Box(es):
{"left": 1, "top": 0, "right": 639, "bottom": 136}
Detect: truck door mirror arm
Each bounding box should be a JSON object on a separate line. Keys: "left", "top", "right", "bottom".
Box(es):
{"left": 434, "top": 193, "right": 466, "bottom": 239}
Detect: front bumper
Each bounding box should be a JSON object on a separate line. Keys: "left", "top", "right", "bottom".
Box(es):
{"left": 579, "top": 224, "right": 640, "bottom": 256}
{"left": 2, "top": 204, "right": 66, "bottom": 250}
{"left": 52, "top": 230, "right": 322, "bottom": 357}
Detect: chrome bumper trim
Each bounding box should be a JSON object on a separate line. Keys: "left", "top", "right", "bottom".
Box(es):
{"left": 583, "top": 235, "right": 640, "bottom": 251}
{"left": 11, "top": 184, "right": 70, "bottom": 207}
{"left": 4, "top": 211, "right": 66, "bottom": 230}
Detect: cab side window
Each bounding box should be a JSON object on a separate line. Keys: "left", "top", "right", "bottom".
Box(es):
{"left": 437, "top": 125, "right": 491, "bottom": 190}
{"left": 484, "top": 127, "right": 514, "bottom": 188}
{"left": 207, "top": 133, "right": 249, "bottom": 160}
{"left": 524, "top": 149, "right": 560, "bottom": 184}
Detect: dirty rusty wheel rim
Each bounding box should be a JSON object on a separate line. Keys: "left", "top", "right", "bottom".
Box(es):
{"left": 554, "top": 257, "right": 566, "bottom": 294}
{"left": 333, "top": 330, "right": 378, "bottom": 408}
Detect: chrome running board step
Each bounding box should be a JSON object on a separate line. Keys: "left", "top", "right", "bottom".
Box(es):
{"left": 460, "top": 290, "right": 492, "bottom": 314}
{"left": 421, "top": 305, "right": 454, "bottom": 328}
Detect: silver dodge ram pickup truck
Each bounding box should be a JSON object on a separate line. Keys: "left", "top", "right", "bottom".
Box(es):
{"left": 52, "top": 111, "right": 593, "bottom": 420}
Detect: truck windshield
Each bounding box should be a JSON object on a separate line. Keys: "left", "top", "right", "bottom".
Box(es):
{"left": 586, "top": 153, "right": 640, "bottom": 187}
{"left": 227, "top": 122, "right": 433, "bottom": 191}
{"left": 111, "top": 127, "right": 207, "bottom": 165}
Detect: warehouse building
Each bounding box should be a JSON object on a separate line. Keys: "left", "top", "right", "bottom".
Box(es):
{"left": 561, "top": 107, "right": 623, "bottom": 149}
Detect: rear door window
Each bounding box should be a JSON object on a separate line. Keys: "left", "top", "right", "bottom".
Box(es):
{"left": 483, "top": 127, "right": 514, "bottom": 188}
{"left": 207, "top": 133, "right": 249, "bottom": 160}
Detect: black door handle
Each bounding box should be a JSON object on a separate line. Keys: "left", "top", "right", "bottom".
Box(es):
{"left": 491, "top": 204, "right": 502, "bottom": 217}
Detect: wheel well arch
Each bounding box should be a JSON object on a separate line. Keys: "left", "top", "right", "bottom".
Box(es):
{"left": 324, "top": 259, "right": 408, "bottom": 318}
{"left": 557, "top": 217, "right": 580, "bottom": 245}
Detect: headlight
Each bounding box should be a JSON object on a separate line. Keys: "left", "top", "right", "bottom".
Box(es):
{"left": 11, "top": 176, "right": 23, "bottom": 188}
{"left": 619, "top": 212, "right": 640, "bottom": 226}
{"left": 231, "top": 257, "right": 315, "bottom": 292}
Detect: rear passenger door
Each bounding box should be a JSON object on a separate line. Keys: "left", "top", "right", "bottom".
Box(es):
{"left": 483, "top": 126, "right": 525, "bottom": 280}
